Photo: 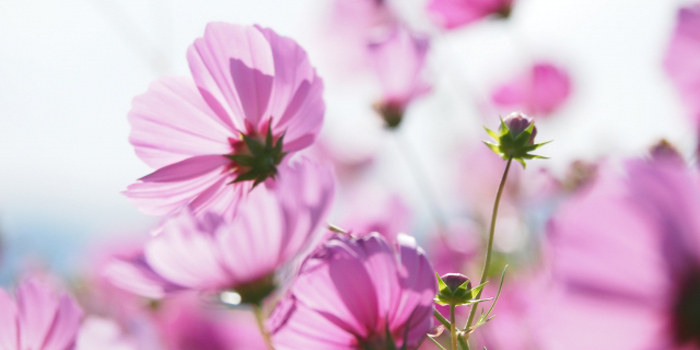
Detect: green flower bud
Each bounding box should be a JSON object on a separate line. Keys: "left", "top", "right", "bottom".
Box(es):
{"left": 484, "top": 111, "right": 551, "bottom": 168}
{"left": 435, "top": 272, "right": 474, "bottom": 306}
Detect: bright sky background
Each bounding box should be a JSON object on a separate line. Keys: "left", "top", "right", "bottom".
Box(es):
{"left": 0, "top": 0, "right": 695, "bottom": 276}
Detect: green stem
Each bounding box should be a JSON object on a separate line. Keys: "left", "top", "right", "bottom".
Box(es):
{"left": 450, "top": 305, "right": 457, "bottom": 350}
{"left": 464, "top": 157, "right": 513, "bottom": 337}
{"left": 253, "top": 304, "right": 275, "bottom": 350}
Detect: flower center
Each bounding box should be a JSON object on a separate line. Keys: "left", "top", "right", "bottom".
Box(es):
{"left": 226, "top": 125, "right": 286, "bottom": 188}
{"left": 673, "top": 268, "right": 700, "bottom": 346}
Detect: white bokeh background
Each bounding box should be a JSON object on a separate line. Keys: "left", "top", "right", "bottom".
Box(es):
{"left": 0, "top": 0, "right": 694, "bottom": 277}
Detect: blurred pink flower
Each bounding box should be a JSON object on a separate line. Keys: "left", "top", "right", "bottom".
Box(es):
{"left": 0, "top": 279, "right": 83, "bottom": 350}
{"left": 76, "top": 317, "right": 138, "bottom": 350}
{"left": 108, "top": 158, "right": 334, "bottom": 302}
{"left": 368, "top": 26, "right": 431, "bottom": 126}
{"left": 665, "top": 5, "right": 700, "bottom": 127}
{"left": 270, "top": 233, "right": 436, "bottom": 350}
{"left": 124, "top": 23, "right": 324, "bottom": 218}
{"left": 340, "top": 187, "right": 412, "bottom": 243}
{"left": 427, "top": 0, "right": 514, "bottom": 30}
{"left": 544, "top": 157, "right": 700, "bottom": 349}
{"left": 491, "top": 62, "right": 572, "bottom": 118}
{"left": 155, "top": 296, "right": 266, "bottom": 350}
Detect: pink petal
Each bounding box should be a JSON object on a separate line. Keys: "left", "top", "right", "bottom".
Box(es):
{"left": 144, "top": 209, "right": 232, "bottom": 290}
{"left": 129, "top": 76, "right": 234, "bottom": 169}
{"left": 17, "top": 279, "right": 61, "bottom": 350}
{"left": 367, "top": 26, "right": 430, "bottom": 107}
{"left": 256, "top": 26, "right": 325, "bottom": 153}
{"left": 0, "top": 290, "right": 18, "bottom": 350}
{"left": 664, "top": 5, "right": 700, "bottom": 126}
{"left": 138, "top": 155, "right": 229, "bottom": 183}
{"left": 103, "top": 252, "right": 185, "bottom": 299}
{"left": 123, "top": 161, "right": 227, "bottom": 216}
{"left": 427, "top": 0, "right": 511, "bottom": 29}
{"left": 188, "top": 23, "right": 275, "bottom": 132}
{"left": 41, "top": 294, "right": 83, "bottom": 350}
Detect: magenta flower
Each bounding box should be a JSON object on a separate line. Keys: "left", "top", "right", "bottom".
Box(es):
{"left": 427, "top": 0, "right": 514, "bottom": 30}
{"left": 491, "top": 62, "right": 572, "bottom": 118}
{"left": 665, "top": 5, "right": 700, "bottom": 127}
{"left": 270, "top": 233, "right": 436, "bottom": 350}
{"left": 125, "top": 23, "right": 324, "bottom": 218}
{"left": 108, "top": 158, "right": 334, "bottom": 303}
{"left": 0, "top": 279, "right": 83, "bottom": 350}
{"left": 368, "top": 26, "right": 430, "bottom": 127}
{"left": 544, "top": 157, "right": 700, "bottom": 349}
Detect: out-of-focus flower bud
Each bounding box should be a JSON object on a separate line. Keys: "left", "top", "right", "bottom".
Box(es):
{"left": 484, "top": 111, "right": 550, "bottom": 168}
{"left": 502, "top": 112, "right": 537, "bottom": 144}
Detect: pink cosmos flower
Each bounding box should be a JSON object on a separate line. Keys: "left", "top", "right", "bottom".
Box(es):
{"left": 491, "top": 62, "right": 572, "bottom": 118}
{"left": 368, "top": 26, "right": 431, "bottom": 127}
{"left": 427, "top": 0, "right": 514, "bottom": 30}
{"left": 125, "top": 23, "right": 324, "bottom": 218}
{"left": 665, "top": 5, "right": 700, "bottom": 127}
{"left": 270, "top": 233, "right": 436, "bottom": 350}
{"left": 544, "top": 156, "right": 700, "bottom": 349}
{"left": 107, "top": 158, "right": 334, "bottom": 303}
{"left": 339, "top": 187, "right": 412, "bottom": 243}
{"left": 0, "top": 279, "right": 83, "bottom": 350}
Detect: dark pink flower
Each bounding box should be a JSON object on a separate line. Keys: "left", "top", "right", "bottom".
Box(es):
{"left": 270, "top": 233, "right": 436, "bottom": 350}
{"left": 491, "top": 62, "right": 572, "bottom": 118}
{"left": 0, "top": 279, "right": 83, "bottom": 350}
{"left": 427, "top": 0, "right": 514, "bottom": 30}
{"left": 124, "top": 23, "right": 324, "bottom": 218}
{"left": 108, "top": 158, "right": 334, "bottom": 302}
{"left": 665, "top": 5, "right": 700, "bottom": 127}
{"left": 544, "top": 157, "right": 700, "bottom": 349}
{"left": 368, "top": 26, "right": 430, "bottom": 127}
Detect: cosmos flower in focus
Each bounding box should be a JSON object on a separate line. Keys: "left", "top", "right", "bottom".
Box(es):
{"left": 270, "top": 233, "right": 436, "bottom": 350}
{"left": 125, "top": 23, "right": 325, "bottom": 219}
{"left": 368, "top": 26, "right": 431, "bottom": 128}
{"left": 107, "top": 158, "right": 334, "bottom": 304}
{"left": 491, "top": 62, "right": 572, "bottom": 118}
{"left": 427, "top": 0, "right": 514, "bottom": 30}
{"left": 665, "top": 4, "right": 700, "bottom": 128}
{"left": 0, "top": 279, "right": 83, "bottom": 350}
{"left": 544, "top": 156, "right": 700, "bottom": 349}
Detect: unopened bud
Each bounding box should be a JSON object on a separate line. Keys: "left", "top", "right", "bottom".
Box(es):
{"left": 502, "top": 112, "right": 537, "bottom": 144}
{"left": 435, "top": 272, "right": 473, "bottom": 306}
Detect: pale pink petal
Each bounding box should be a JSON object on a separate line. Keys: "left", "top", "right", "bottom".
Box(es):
{"left": 491, "top": 62, "right": 571, "bottom": 118}
{"left": 129, "top": 76, "right": 234, "bottom": 169}
{"left": 188, "top": 23, "right": 275, "bottom": 131}
{"left": 391, "top": 234, "right": 436, "bottom": 345}
{"left": 124, "top": 163, "right": 226, "bottom": 216}
{"left": 138, "top": 155, "right": 230, "bottom": 183}
{"left": 664, "top": 5, "right": 700, "bottom": 126}
{"left": 256, "top": 26, "right": 325, "bottom": 152}
{"left": 218, "top": 158, "right": 334, "bottom": 284}
{"left": 41, "top": 294, "right": 83, "bottom": 350}
{"left": 0, "top": 290, "right": 18, "bottom": 350}
{"left": 103, "top": 252, "right": 185, "bottom": 299}
{"left": 271, "top": 295, "right": 357, "bottom": 350}
{"left": 367, "top": 26, "right": 430, "bottom": 107}
{"left": 17, "top": 279, "right": 61, "bottom": 350}
{"left": 144, "top": 209, "right": 232, "bottom": 290}
{"left": 76, "top": 317, "right": 137, "bottom": 350}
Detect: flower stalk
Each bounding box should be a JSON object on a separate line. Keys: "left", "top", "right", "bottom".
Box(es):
{"left": 464, "top": 157, "right": 513, "bottom": 336}
{"left": 253, "top": 303, "right": 275, "bottom": 350}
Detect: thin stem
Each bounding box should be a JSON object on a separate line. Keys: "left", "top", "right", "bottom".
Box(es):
{"left": 393, "top": 132, "right": 448, "bottom": 231}
{"left": 253, "top": 304, "right": 275, "bottom": 350}
{"left": 450, "top": 305, "right": 457, "bottom": 350}
{"left": 464, "top": 157, "right": 513, "bottom": 336}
